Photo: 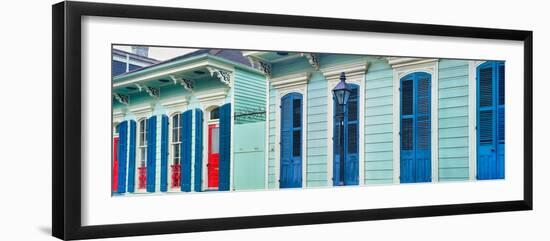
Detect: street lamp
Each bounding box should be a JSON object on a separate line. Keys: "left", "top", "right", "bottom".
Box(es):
{"left": 332, "top": 72, "right": 351, "bottom": 185}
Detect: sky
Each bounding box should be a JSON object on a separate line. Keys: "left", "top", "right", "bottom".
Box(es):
{"left": 113, "top": 45, "right": 198, "bottom": 61}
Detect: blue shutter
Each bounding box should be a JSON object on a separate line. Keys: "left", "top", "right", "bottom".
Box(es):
{"left": 415, "top": 73, "right": 431, "bottom": 182}
{"left": 146, "top": 116, "right": 157, "bottom": 192}
{"left": 194, "top": 109, "right": 203, "bottom": 192}
{"left": 280, "top": 93, "right": 302, "bottom": 188}
{"left": 344, "top": 85, "right": 359, "bottom": 185}
{"left": 127, "top": 120, "right": 137, "bottom": 192}
{"left": 116, "top": 121, "right": 128, "bottom": 193}
{"left": 160, "top": 115, "right": 169, "bottom": 192}
{"left": 497, "top": 63, "right": 505, "bottom": 179}
{"left": 477, "top": 61, "right": 505, "bottom": 180}
{"left": 400, "top": 72, "right": 431, "bottom": 183}
{"left": 181, "top": 110, "right": 193, "bottom": 192}
{"left": 218, "top": 103, "right": 231, "bottom": 191}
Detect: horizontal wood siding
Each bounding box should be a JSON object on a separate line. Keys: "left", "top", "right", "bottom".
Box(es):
{"left": 234, "top": 69, "right": 267, "bottom": 124}
{"left": 438, "top": 60, "right": 470, "bottom": 181}
{"left": 307, "top": 72, "right": 328, "bottom": 187}
{"left": 364, "top": 60, "right": 394, "bottom": 184}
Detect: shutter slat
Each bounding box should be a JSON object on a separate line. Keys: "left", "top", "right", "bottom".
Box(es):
{"left": 181, "top": 110, "right": 192, "bottom": 192}
{"left": 218, "top": 103, "right": 232, "bottom": 191}
{"left": 127, "top": 120, "right": 136, "bottom": 192}
{"left": 160, "top": 115, "right": 168, "bottom": 192}
{"left": 146, "top": 116, "right": 157, "bottom": 192}
{"left": 117, "top": 121, "right": 128, "bottom": 193}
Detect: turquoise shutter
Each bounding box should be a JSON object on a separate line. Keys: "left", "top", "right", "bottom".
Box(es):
{"left": 160, "top": 115, "right": 169, "bottom": 192}
{"left": 218, "top": 103, "right": 231, "bottom": 191}
{"left": 415, "top": 73, "right": 431, "bottom": 182}
{"left": 127, "top": 120, "right": 137, "bottom": 192}
{"left": 181, "top": 110, "right": 193, "bottom": 192}
{"left": 116, "top": 121, "right": 128, "bottom": 193}
{"left": 146, "top": 116, "right": 157, "bottom": 192}
{"left": 194, "top": 109, "right": 203, "bottom": 192}
{"left": 344, "top": 85, "right": 359, "bottom": 185}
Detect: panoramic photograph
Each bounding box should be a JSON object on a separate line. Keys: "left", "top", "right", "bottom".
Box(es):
{"left": 111, "top": 45, "right": 505, "bottom": 196}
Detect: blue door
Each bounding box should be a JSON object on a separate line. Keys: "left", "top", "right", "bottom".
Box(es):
{"left": 280, "top": 93, "right": 303, "bottom": 188}
{"left": 477, "top": 61, "right": 505, "bottom": 180}
{"left": 400, "top": 72, "right": 431, "bottom": 183}
{"left": 333, "top": 84, "right": 359, "bottom": 186}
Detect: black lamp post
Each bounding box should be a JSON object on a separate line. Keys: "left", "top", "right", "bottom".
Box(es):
{"left": 332, "top": 72, "right": 351, "bottom": 185}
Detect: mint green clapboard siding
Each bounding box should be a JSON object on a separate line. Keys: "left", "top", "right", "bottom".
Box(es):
{"left": 233, "top": 68, "right": 267, "bottom": 189}
{"left": 306, "top": 72, "right": 328, "bottom": 187}
{"left": 438, "top": 60, "right": 470, "bottom": 181}
{"left": 234, "top": 122, "right": 266, "bottom": 190}
{"left": 364, "top": 59, "right": 394, "bottom": 184}
{"left": 233, "top": 68, "right": 267, "bottom": 124}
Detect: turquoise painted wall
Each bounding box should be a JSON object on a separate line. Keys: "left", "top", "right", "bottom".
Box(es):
{"left": 233, "top": 68, "right": 267, "bottom": 124}
{"left": 364, "top": 59, "right": 394, "bottom": 184}
{"left": 233, "top": 68, "right": 267, "bottom": 190}
{"left": 438, "top": 60, "right": 470, "bottom": 181}
{"left": 233, "top": 122, "right": 266, "bottom": 190}
{"left": 306, "top": 72, "right": 328, "bottom": 187}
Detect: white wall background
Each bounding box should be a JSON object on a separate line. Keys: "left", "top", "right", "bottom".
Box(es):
{"left": 0, "top": 0, "right": 547, "bottom": 240}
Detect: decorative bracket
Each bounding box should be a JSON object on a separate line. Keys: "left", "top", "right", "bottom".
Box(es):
{"left": 169, "top": 75, "right": 194, "bottom": 91}
{"left": 134, "top": 83, "right": 160, "bottom": 98}
{"left": 301, "top": 53, "right": 320, "bottom": 70}
{"left": 206, "top": 66, "right": 233, "bottom": 87}
{"left": 247, "top": 57, "right": 272, "bottom": 77}
{"left": 113, "top": 93, "right": 129, "bottom": 105}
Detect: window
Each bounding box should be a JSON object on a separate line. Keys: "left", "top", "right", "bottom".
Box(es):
{"left": 333, "top": 84, "right": 359, "bottom": 186}
{"left": 139, "top": 119, "right": 148, "bottom": 167}
{"left": 476, "top": 61, "right": 505, "bottom": 180}
{"left": 210, "top": 107, "right": 220, "bottom": 120}
{"left": 171, "top": 114, "right": 181, "bottom": 165}
{"left": 399, "top": 72, "right": 432, "bottom": 183}
{"left": 112, "top": 60, "right": 126, "bottom": 76}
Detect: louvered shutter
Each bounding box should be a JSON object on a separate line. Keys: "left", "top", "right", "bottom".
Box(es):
{"left": 194, "top": 109, "right": 203, "bottom": 192}
{"left": 218, "top": 103, "right": 231, "bottom": 191}
{"left": 280, "top": 95, "right": 293, "bottom": 188}
{"left": 160, "top": 115, "right": 169, "bottom": 192}
{"left": 333, "top": 95, "right": 343, "bottom": 186}
{"left": 127, "top": 120, "right": 137, "bottom": 192}
{"left": 117, "top": 121, "right": 128, "bottom": 193}
{"left": 146, "top": 116, "right": 157, "bottom": 192}
{"left": 496, "top": 63, "right": 505, "bottom": 178}
{"left": 181, "top": 110, "right": 193, "bottom": 192}
{"left": 344, "top": 86, "right": 359, "bottom": 185}
{"left": 400, "top": 77, "right": 415, "bottom": 183}
{"left": 415, "top": 73, "right": 431, "bottom": 182}
{"left": 477, "top": 63, "right": 497, "bottom": 179}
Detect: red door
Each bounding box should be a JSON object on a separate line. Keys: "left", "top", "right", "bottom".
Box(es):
{"left": 112, "top": 137, "right": 119, "bottom": 192}
{"left": 208, "top": 124, "right": 220, "bottom": 188}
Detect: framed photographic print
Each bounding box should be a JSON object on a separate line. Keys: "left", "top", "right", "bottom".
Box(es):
{"left": 52, "top": 1, "right": 533, "bottom": 240}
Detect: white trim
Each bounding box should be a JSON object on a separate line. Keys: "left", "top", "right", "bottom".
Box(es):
{"left": 135, "top": 117, "right": 149, "bottom": 193}
{"left": 391, "top": 60, "right": 439, "bottom": 183}
{"left": 271, "top": 72, "right": 310, "bottom": 189}
{"left": 269, "top": 72, "right": 310, "bottom": 89}
{"left": 201, "top": 105, "right": 223, "bottom": 191}
{"left": 322, "top": 61, "right": 368, "bottom": 186}
{"left": 196, "top": 89, "right": 228, "bottom": 109}
{"left": 130, "top": 105, "right": 153, "bottom": 118}
{"left": 162, "top": 97, "right": 188, "bottom": 113}
{"left": 264, "top": 79, "right": 270, "bottom": 190}
{"left": 468, "top": 60, "right": 486, "bottom": 180}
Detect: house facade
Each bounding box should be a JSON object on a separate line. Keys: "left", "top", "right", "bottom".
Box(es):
{"left": 112, "top": 48, "right": 504, "bottom": 195}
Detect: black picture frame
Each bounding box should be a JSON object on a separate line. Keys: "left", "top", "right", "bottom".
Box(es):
{"left": 52, "top": 1, "right": 533, "bottom": 240}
